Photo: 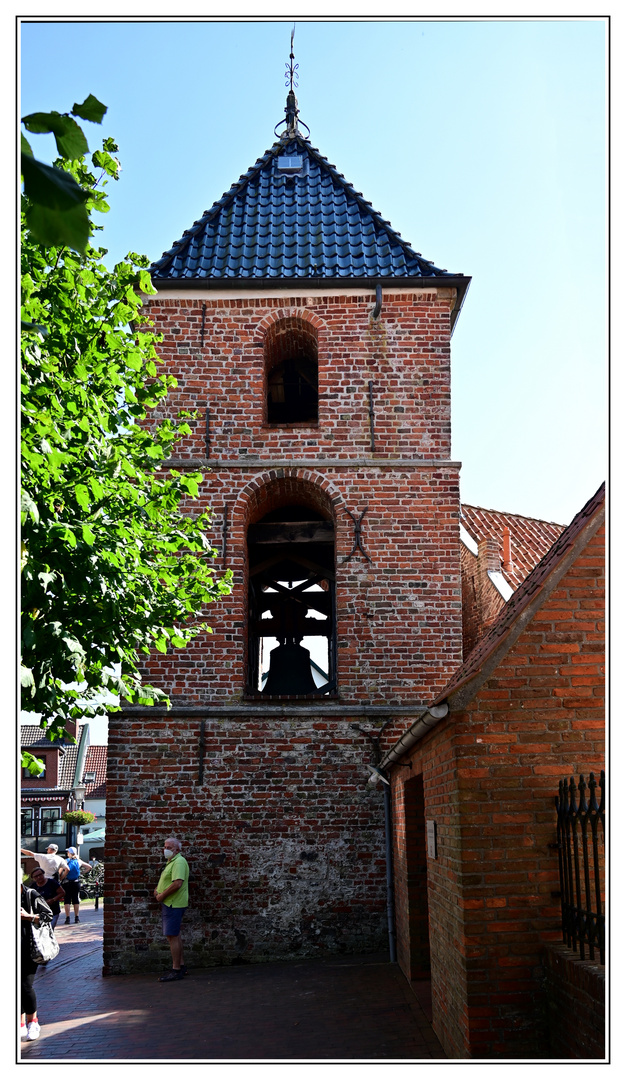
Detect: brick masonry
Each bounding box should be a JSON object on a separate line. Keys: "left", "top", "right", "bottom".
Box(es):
{"left": 542, "top": 944, "right": 605, "bottom": 1058}
{"left": 390, "top": 520, "right": 605, "bottom": 1058}
{"left": 103, "top": 287, "right": 465, "bottom": 974}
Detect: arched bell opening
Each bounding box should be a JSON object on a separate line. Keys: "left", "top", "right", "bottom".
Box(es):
{"left": 246, "top": 501, "right": 336, "bottom": 698}
{"left": 265, "top": 317, "right": 318, "bottom": 426}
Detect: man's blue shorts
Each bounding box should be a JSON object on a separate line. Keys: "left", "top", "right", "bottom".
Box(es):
{"left": 161, "top": 903, "right": 186, "bottom": 936}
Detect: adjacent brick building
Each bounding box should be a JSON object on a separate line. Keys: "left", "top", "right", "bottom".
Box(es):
{"left": 383, "top": 483, "right": 605, "bottom": 1058}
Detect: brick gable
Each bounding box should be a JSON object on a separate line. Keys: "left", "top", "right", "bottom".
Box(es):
{"left": 387, "top": 487, "right": 605, "bottom": 1058}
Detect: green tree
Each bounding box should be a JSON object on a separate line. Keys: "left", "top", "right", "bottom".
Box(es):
{"left": 21, "top": 104, "right": 231, "bottom": 775}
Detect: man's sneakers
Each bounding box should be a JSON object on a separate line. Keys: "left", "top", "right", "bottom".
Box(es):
{"left": 74, "top": 916, "right": 80, "bottom": 923}
{"left": 158, "top": 969, "right": 184, "bottom": 982}
{"left": 26, "top": 1021, "right": 41, "bottom": 1041}
{"left": 64, "top": 917, "right": 70, "bottom": 925}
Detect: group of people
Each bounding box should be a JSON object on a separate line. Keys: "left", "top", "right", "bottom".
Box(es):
{"left": 20, "top": 842, "right": 92, "bottom": 1041}
{"left": 21, "top": 843, "right": 92, "bottom": 926}
{"left": 20, "top": 835, "right": 190, "bottom": 1045}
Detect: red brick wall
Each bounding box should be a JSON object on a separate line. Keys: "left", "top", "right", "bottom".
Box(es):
{"left": 104, "top": 287, "right": 465, "bottom": 972}
{"left": 391, "top": 722, "right": 470, "bottom": 1057}
{"left": 22, "top": 749, "right": 59, "bottom": 789}
{"left": 460, "top": 541, "right": 506, "bottom": 659}
{"left": 135, "top": 290, "right": 462, "bottom": 703}
{"left": 138, "top": 463, "right": 461, "bottom": 704}
{"left": 143, "top": 291, "right": 455, "bottom": 461}
{"left": 460, "top": 544, "right": 481, "bottom": 658}
{"left": 103, "top": 713, "right": 389, "bottom": 973}
{"left": 391, "top": 520, "right": 605, "bottom": 1058}
{"left": 543, "top": 944, "right": 605, "bottom": 1058}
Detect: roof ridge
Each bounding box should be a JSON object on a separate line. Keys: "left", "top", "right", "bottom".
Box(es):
{"left": 437, "top": 482, "right": 605, "bottom": 705}
{"left": 461, "top": 503, "right": 566, "bottom": 528}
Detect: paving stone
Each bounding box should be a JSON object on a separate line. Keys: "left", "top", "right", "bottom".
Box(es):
{"left": 20, "top": 905, "right": 444, "bottom": 1061}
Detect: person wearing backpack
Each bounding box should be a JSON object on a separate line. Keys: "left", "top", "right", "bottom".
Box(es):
{"left": 61, "top": 847, "right": 91, "bottom": 925}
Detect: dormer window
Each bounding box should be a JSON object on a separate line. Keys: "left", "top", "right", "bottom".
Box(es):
{"left": 265, "top": 317, "right": 318, "bottom": 425}
{"left": 83, "top": 772, "right": 96, "bottom": 784}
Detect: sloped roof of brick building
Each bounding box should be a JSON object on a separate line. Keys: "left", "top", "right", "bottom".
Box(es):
{"left": 460, "top": 504, "right": 565, "bottom": 591}
{"left": 435, "top": 483, "right": 605, "bottom": 705}
{"left": 151, "top": 129, "right": 469, "bottom": 326}
{"left": 83, "top": 745, "right": 107, "bottom": 799}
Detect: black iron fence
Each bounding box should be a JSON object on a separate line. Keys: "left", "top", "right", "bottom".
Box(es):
{"left": 555, "top": 771, "right": 605, "bottom": 964}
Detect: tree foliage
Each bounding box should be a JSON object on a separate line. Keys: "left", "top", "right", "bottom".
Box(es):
{"left": 21, "top": 94, "right": 108, "bottom": 253}
{"left": 21, "top": 103, "right": 231, "bottom": 772}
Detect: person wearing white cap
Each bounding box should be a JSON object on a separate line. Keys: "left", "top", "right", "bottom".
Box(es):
{"left": 21, "top": 843, "right": 69, "bottom": 882}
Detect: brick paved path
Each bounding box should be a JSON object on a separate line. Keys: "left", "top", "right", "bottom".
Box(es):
{"left": 20, "top": 904, "right": 444, "bottom": 1061}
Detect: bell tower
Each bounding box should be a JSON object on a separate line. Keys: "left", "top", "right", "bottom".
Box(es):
{"left": 103, "top": 42, "right": 471, "bottom": 974}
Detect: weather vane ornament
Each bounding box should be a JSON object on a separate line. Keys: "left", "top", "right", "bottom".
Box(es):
{"left": 286, "top": 26, "right": 299, "bottom": 91}
{"left": 275, "top": 25, "right": 310, "bottom": 140}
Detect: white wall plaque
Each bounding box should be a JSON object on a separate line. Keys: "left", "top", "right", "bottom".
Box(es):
{"left": 426, "top": 820, "right": 437, "bottom": 859}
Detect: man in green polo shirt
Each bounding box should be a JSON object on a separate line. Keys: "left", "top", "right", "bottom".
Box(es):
{"left": 153, "top": 837, "right": 189, "bottom": 982}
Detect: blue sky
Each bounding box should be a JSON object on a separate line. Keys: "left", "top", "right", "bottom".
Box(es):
{"left": 19, "top": 16, "right": 607, "bottom": 744}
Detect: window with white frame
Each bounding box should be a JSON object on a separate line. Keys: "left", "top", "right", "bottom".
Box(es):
{"left": 40, "top": 807, "right": 66, "bottom": 836}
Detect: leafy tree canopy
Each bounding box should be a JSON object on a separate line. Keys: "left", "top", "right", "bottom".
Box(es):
{"left": 21, "top": 101, "right": 232, "bottom": 775}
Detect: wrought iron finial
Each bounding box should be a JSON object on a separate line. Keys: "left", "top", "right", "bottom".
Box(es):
{"left": 286, "top": 25, "right": 299, "bottom": 92}
{"left": 274, "top": 24, "right": 310, "bottom": 141}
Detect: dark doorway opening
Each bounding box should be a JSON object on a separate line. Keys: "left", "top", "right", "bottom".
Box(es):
{"left": 404, "top": 774, "right": 431, "bottom": 985}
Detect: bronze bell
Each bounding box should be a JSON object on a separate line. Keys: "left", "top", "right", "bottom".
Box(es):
{"left": 262, "top": 640, "right": 317, "bottom": 696}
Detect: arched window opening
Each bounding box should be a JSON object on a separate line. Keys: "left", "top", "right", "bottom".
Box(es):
{"left": 247, "top": 503, "right": 336, "bottom": 697}
{"left": 265, "top": 318, "right": 318, "bottom": 425}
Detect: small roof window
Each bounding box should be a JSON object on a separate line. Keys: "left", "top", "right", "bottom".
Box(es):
{"left": 276, "top": 155, "right": 303, "bottom": 174}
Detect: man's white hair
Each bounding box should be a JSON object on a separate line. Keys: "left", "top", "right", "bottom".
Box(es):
{"left": 166, "top": 837, "right": 182, "bottom": 852}
{"left": 47, "top": 843, "right": 59, "bottom": 854}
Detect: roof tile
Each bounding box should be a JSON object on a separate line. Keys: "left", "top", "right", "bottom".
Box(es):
{"left": 461, "top": 504, "right": 566, "bottom": 591}
{"left": 438, "top": 484, "right": 605, "bottom": 704}
{"left": 83, "top": 745, "right": 107, "bottom": 800}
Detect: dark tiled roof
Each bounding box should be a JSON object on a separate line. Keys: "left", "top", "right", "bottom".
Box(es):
{"left": 436, "top": 483, "right": 605, "bottom": 705}
{"left": 151, "top": 134, "right": 461, "bottom": 283}
{"left": 461, "top": 504, "right": 566, "bottom": 591}
{"left": 83, "top": 745, "right": 107, "bottom": 800}
{"left": 21, "top": 725, "right": 63, "bottom": 748}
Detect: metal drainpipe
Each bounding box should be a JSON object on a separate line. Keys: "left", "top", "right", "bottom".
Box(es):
{"left": 372, "top": 283, "right": 383, "bottom": 320}
{"left": 383, "top": 778, "right": 397, "bottom": 963}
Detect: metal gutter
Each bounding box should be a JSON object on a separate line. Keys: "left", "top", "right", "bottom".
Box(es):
{"left": 378, "top": 704, "right": 449, "bottom": 771}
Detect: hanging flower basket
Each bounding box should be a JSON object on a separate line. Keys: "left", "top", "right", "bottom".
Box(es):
{"left": 62, "top": 810, "right": 96, "bottom": 826}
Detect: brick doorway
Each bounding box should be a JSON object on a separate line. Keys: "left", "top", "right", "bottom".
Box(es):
{"left": 404, "top": 774, "right": 431, "bottom": 982}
